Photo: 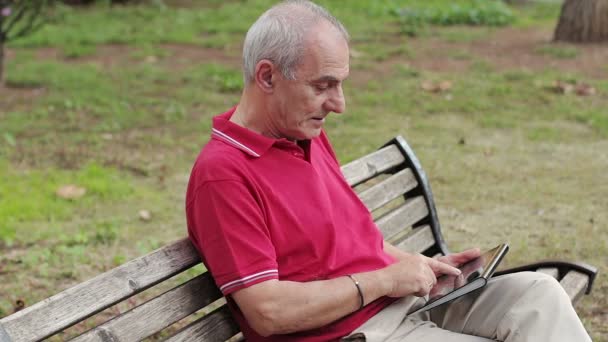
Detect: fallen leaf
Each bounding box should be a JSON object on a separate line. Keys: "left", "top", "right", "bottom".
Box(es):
{"left": 575, "top": 83, "right": 596, "bottom": 96}
{"left": 421, "top": 80, "right": 436, "bottom": 92}
{"left": 139, "top": 210, "right": 151, "bottom": 221}
{"left": 421, "top": 80, "right": 452, "bottom": 93}
{"left": 551, "top": 80, "right": 596, "bottom": 96}
{"left": 438, "top": 80, "right": 452, "bottom": 91}
{"left": 56, "top": 185, "right": 86, "bottom": 200}
{"left": 145, "top": 55, "right": 158, "bottom": 63}
{"left": 553, "top": 80, "right": 574, "bottom": 94}
{"left": 13, "top": 299, "right": 25, "bottom": 313}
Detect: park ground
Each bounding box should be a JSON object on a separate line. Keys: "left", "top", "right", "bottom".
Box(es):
{"left": 0, "top": 0, "right": 607, "bottom": 340}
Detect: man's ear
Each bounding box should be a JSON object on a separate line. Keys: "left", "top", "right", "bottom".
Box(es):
{"left": 254, "top": 59, "right": 275, "bottom": 94}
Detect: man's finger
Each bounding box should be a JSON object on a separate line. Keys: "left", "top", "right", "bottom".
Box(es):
{"left": 428, "top": 258, "right": 461, "bottom": 276}
{"left": 438, "top": 248, "right": 481, "bottom": 267}
{"left": 457, "top": 248, "right": 481, "bottom": 260}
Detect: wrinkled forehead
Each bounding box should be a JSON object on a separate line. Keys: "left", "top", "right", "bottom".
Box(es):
{"left": 296, "top": 23, "right": 350, "bottom": 81}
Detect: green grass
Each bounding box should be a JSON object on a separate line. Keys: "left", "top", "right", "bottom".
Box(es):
{"left": 437, "top": 26, "right": 495, "bottom": 43}
{"left": 527, "top": 125, "right": 565, "bottom": 142}
{"left": 357, "top": 41, "right": 414, "bottom": 62}
{"left": 1, "top": 0, "right": 607, "bottom": 340}
{"left": 11, "top": 4, "right": 214, "bottom": 46}
{"left": 512, "top": 1, "right": 563, "bottom": 28}
{"left": 10, "top": 0, "right": 401, "bottom": 50}
{"left": 182, "top": 63, "right": 243, "bottom": 93}
{"left": 0, "top": 163, "right": 137, "bottom": 245}
{"left": 392, "top": 0, "right": 515, "bottom": 36}
{"left": 129, "top": 43, "right": 174, "bottom": 59}
{"left": 1, "top": 55, "right": 246, "bottom": 169}
{"left": 61, "top": 44, "right": 98, "bottom": 58}
{"left": 535, "top": 44, "right": 579, "bottom": 59}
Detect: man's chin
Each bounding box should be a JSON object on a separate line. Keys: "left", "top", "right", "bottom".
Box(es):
{"left": 301, "top": 128, "right": 323, "bottom": 140}
{"left": 288, "top": 126, "right": 323, "bottom": 141}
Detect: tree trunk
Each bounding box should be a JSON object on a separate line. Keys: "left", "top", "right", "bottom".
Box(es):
{"left": 554, "top": 0, "right": 608, "bottom": 42}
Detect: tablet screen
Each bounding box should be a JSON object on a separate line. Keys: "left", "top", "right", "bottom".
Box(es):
{"left": 428, "top": 245, "right": 504, "bottom": 301}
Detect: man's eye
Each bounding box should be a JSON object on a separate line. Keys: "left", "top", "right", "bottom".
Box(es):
{"left": 315, "top": 84, "right": 329, "bottom": 91}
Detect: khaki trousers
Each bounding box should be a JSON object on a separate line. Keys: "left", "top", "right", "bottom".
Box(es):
{"left": 342, "top": 272, "right": 591, "bottom": 342}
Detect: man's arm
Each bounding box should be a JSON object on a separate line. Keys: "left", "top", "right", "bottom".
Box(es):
{"left": 384, "top": 240, "right": 411, "bottom": 261}
{"left": 231, "top": 254, "right": 461, "bottom": 337}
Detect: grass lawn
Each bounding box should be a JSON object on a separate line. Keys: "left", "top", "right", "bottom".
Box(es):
{"left": 1, "top": 0, "right": 607, "bottom": 340}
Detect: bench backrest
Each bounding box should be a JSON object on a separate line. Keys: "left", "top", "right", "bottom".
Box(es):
{"left": 0, "top": 136, "right": 447, "bottom": 342}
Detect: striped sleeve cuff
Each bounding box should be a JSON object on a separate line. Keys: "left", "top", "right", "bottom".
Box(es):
{"left": 219, "top": 269, "right": 279, "bottom": 295}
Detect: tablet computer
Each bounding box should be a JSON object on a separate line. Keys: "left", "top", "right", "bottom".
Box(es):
{"left": 410, "top": 243, "right": 509, "bottom": 315}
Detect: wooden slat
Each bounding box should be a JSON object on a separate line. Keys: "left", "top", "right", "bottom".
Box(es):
{"left": 340, "top": 145, "right": 405, "bottom": 186}
{"left": 0, "top": 238, "right": 200, "bottom": 342}
{"left": 537, "top": 267, "right": 559, "bottom": 279}
{"left": 71, "top": 273, "right": 222, "bottom": 342}
{"left": 359, "top": 169, "right": 418, "bottom": 212}
{"left": 376, "top": 196, "right": 429, "bottom": 240}
{"left": 394, "top": 225, "right": 435, "bottom": 253}
{"left": 0, "top": 324, "right": 12, "bottom": 342}
{"left": 164, "top": 306, "right": 240, "bottom": 342}
{"left": 560, "top": 271, "right": 588, "bottom": 303}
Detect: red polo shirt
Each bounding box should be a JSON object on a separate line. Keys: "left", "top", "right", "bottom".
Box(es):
{"left": 186, "top": 107, "right": 396, "bottom": 341}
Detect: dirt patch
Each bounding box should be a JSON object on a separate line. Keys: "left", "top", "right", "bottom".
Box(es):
{"left": 2, "top": 43, "right": 239, "bottom": 106}
{"left": 405, "top": 27, "right": 608, "bottom": 79}
{"left": 72, "top": 44, "right": 134, "bottom": 67}
{"left": 347, "top": 26, "right": 608, "bottom": 87}
{"left": 3, "top": 25, "right": 606, "bottom": 109}
{"left": 6, "top": 43, "right": 240, "bottom": 71}
{"left": 0, "top": 84, "right": 47, "bottom": 108}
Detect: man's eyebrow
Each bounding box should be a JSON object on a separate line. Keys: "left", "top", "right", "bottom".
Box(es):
{"left": 312, "top": 75, "right": 346, "bottom": 83}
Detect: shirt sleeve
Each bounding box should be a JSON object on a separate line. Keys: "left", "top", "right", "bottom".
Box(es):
{"left": 187, "top": 180, "right": 278, "bottom": 295}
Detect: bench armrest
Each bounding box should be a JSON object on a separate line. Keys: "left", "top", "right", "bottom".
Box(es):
{"left": 495, "top": 260, "right": 598, "bottom": 295}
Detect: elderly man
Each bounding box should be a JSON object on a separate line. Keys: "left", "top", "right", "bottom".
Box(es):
{"left": 185, "top": 1, "right": 591, "bottom": 341}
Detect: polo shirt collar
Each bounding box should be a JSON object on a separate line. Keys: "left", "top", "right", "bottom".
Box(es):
{"left": 212, "top": 106, "right": 288, "bottom": 158}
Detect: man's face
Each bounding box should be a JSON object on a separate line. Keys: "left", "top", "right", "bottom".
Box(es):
{"left": 269, "top": 23, "right": 350, "bottom": 141}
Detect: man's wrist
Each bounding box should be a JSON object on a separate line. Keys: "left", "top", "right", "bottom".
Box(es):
{"left": 347, "top": 275, "right": 365, "bottom": 309}
{"left": 356, "top": 268, "right": 393, "bottom": 303}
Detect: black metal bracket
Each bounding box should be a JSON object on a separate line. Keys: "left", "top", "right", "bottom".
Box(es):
{"left": 495, "top": 260, "right": 598, "bottom": 295}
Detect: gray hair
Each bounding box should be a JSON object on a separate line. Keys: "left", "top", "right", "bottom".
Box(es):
{"left": 242, "top": 0, "right": 349, "bottom": 84}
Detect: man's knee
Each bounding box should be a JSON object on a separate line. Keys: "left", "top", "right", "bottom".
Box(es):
{"left": 501, "top": 271, "right": 568, "bottom": 301}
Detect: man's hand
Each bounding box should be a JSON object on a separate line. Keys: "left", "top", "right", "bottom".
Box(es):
{"left": 436, "top": 248, "right": 481, "bottom": 270}
{"left": 380, "top": 253, "right": 461, "bottom": 297}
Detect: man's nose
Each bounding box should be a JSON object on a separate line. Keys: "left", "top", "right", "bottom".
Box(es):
{"left": 325, "top": 85, "right": 346, "bottom": 114}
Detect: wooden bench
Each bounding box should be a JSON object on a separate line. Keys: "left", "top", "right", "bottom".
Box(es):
{"left": 0, "top": 135, "right": 598, "bottom": 342}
